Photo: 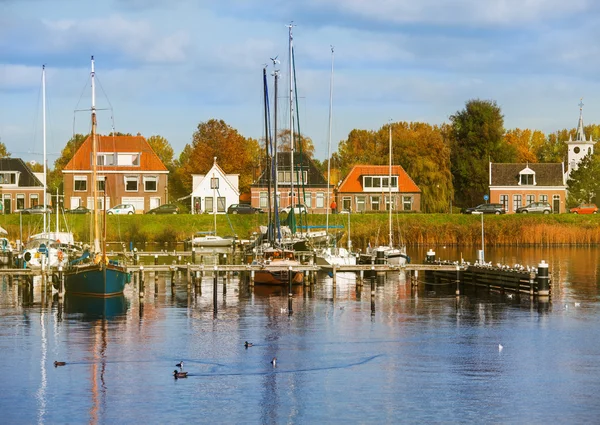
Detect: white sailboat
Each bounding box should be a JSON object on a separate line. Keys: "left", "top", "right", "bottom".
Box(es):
{"left": 370, "top": 123, "right": 409, "bottom": 266}
{"left": 316, "top": 46, "right": 355, "bottom": 267}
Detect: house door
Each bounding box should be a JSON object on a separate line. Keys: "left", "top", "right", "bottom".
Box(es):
{"left": 553, "top": 195, "right": 560, "bottom": 214}
{"left": 3, "top": 196, "right": 10, "bottom": 214}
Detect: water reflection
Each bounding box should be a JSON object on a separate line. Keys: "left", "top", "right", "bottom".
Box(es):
{"left": 64, "top": 294, "right": 128, "bottom": 321}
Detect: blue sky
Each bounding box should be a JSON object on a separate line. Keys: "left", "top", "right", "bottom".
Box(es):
{"left": 2, "top": 0, "right": 600, "bottom": 166}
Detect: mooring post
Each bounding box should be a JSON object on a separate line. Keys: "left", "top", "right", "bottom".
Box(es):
{"left": 139, "top": 266, "right": 144, "bottom": 298}
{"left": 413, "top": 270, "right": 419, "bottom": 287}
{"left": 192, "top": 247, "right": 196, "bottom": 264}
{"left": 170, "top": 266, "right": 176, "bottom": 294}
{"left": 154, "top": 254, "right": 158, "bottom": 266}
{"left": 58, "top": 265, "right": 64, "bottom": 298}
{"left": 195, "top": 270, "right": 201, "bottom": 294}
{"left": 455, "top": 265, "right": 460, "bottom": 296}
{"left": 537, "top": 260, "right": 550, "bottom": 296}
{"left": 288, "top": 266, "right": 293, "bottom": 314}
{"left": 213, "top": 265, "right": 218, "bottom": 315}
{"left": 426, "top": 249, "right": 436, "bottom": 263}
{"left": 529, "top": 270, "right": 535, "bottom": 295}
{"left": 332, "top": 265, "right": 337, "bottom": 286}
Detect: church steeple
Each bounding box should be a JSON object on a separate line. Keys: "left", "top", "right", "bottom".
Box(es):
{"left": 576, "top": 98, "right": 586, "bottom": 141}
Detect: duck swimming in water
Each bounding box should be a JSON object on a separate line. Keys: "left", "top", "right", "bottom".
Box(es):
{"left": 271, "top": 357, "right": 277, "bottom": 367}
{"left": 244, "top": 341, "right": 253, "bottom": 348}
{"left": 173, "top": 370, "right": 188, "bottom": 378}
{"left": 54, "top": 361, "right": 66, "bottom": 367}
{"left": 176, "top": 361, "right": 184, "bottom": 368}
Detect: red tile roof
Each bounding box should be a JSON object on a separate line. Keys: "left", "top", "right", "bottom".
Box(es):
{"left": 64, "top": 135, "right": 168, "bottom": 171}
{"left": 338, "top": 165, "right": 420, "bottom": 193}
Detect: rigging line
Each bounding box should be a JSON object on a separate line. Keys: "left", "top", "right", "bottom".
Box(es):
{"left": 291, "top": 45, "right": 308, "bottom": 231}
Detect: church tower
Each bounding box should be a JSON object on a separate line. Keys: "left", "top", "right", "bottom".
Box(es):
{"left": 566, "top": 99, "right": 595, "bottom": 178}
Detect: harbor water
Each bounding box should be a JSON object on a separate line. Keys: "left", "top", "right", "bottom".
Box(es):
{"left": 1, "top": 246, "right": 599, "bottom": 424}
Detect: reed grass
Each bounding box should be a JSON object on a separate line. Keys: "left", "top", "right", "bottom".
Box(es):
{"left": 1, "top": 212, "right": 599, "bottom": 249}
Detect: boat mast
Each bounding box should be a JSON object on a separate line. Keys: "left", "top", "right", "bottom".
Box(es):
{"left": 388, "top": 122, "right": 393, "bottom": 249}
{"left": 91, "top": 56, "right": 100, "bottom": 253}
{"left": 325, "top": 46, "right": 334, "bottom": 238}
{"left": 263, "top": 66, "right": 272, "bottom": 244}
{"left": 287, "top": 23, "right": 295, "bottom": 233}
{"left": 42, "top": 65, "right": 47, "bottom": 239}
{"left": 271, "top": 56, "right": 280, "bottom": 245}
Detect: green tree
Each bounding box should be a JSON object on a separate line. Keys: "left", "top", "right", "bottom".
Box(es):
{"left": 538, "top": 130, "right": 569, "bottom": 163}
{"left": 449, "top": 99, "right": 515, "bottom": 207}
{"left": 276, "top": 129, "right": 315, "bottom": 158}
{"left": 26, "top": 161, "right": 44, "bottom": 172}
{"left": 566, "top": 152, "right": 600, "bottom": 205}
{"left": 147, "top": 135, "right": 174, "bottom": 169}
{"left": 181, "top": 119, "right": 260, "bottom": 195}
{"left": 49, "top": 133, "right": 88, "bottom": 192}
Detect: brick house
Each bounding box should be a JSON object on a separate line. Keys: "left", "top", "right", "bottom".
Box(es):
{"left": 250, "top": 152, "right": 332, "bottom": 213}
{"left": 336, "top": 165, "right": 421, "bottom": 213}
{"left": 0, "top": 158, "right": 46, "bottom": 214}
{"left": 489, "top": 163, "right": 566, "bottom": 213}
{"left": 63, "top": 135, "right": 169, "bottom": 213}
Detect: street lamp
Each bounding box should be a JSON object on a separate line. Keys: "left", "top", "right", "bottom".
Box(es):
{"left": 473, "top": 211, "right": 484, "bottom": 263}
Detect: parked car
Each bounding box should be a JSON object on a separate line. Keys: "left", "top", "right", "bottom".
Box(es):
{"left": 569, "top": 203, "right": 598, "bottom": 214}
{"left": 516, "top": 202, "right": 552, "bottom": 214}
{"left": 106, "top": 204, "right": 135, "bottom": 215}
{"left": 227, "top": 204, "right": 263, "bottom": 214}
{"left": 20, "top": 205, "right": 53, "bottom": 214}
{"left": 461, "top": 203, "right": 505, "bottom": 215}
{"left": 65, "top": 206, "right": 91, "bottom": 214}
{"left": 145, "top": 204, "right": 179, "bottom": 215}
{"left": 280, "top": 204, "right": 308, "bottom": 214}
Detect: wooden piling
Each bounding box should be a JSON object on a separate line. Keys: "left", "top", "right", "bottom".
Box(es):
{"left": 139, "top": 266, "right": 144, "bottom": 298}
{"left": 213, "top": 266, "right": 218, "bottom": 316}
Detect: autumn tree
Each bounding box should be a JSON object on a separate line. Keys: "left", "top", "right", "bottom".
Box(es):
{"left": 49, "top": 133, "right": 87, "bottom": 192}
{"left": 26, "top": 161, "right": 44, "bottom": 172}
{"left": 180, "top": 119, "right": 261, "bottom": 195}
{"left": 337, "top": 128, "right": 383, "bottom": 174}
{"left": 566, "top": 152, "right": 600, "bottom": 205}
{"left": 0, "top": 139, "right": 10, "bottom": 158}
{"left": 449, "top": 99, "right": 515, "bottom": 207}
{"left": 276, "top": 129, "right": 315, "bottom": 158}
{"left": 170, "top": 144, "right": 193, "bottom": 202}
{"left": 147, "top": 135, "right": 174, "bottom": 169}
{"left": 503, "top": 128, "right": 546, "bottom": 163}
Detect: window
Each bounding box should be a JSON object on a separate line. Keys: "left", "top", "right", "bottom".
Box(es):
{"left": 70, "top": 197, "right": 81, "bottom": 208}
{"left": 124, "top": 176, "right": 138, "bottom": 192}
{"left": 316, "top": 192, "right": 324, "bottom": 208}
{"left": 97, "top": 176, "right": 105, "bottom": 192}
{"left": 371, "top": 195, "right": 381, "bottom": 211}
{"left": 0, "top": 173, "right": 17, "bottom": 185}
{"left": 217, "top": 197, "right": 226, "bottom": 212}
{"left": 526, "top": 194, "right": 535, "bottom": 205}
{"left": 356, "top": 196, "right": 366, "bottom": 212}
{"left": 342, "top": 196, "right": 351, "bottom": 212}
{"left": 96, "top": 153, "right": 115, "bottom": 166}
{"left": 304, "top": 194, "right": 312, "bottom": 208}
{"left": 385, "top": 195, "right": 395, "bottom": 211}
{"left": 520, "top": 173, "right": 534, "bottom": 185}
{"left": 500, "top": 195, "right": 509, "bottom": 212}
{"left": 513, "top": 194, "right": 522, "bottom": 211}
{"left": 16, "top": 194, "right": 25, "bottom": 210}
{"left": 403, "top": 196, "right": 412, "bottom": 211}
{"left": 364, "top": 177, "right": 372, "bottom": 188}
{"left": 74, "top": 176, "right": 87, "bottom": 191}
{"left": 117, "top": 153, "right": 140, "bottom": 166}
{"left": 259, "top": 192, "right": 268, "bottom": 208}
{"left": 144, "top": 176, "right": 158, "bottom": 192}
{"left": 363, "top": 175, "right": 398, "bottom": 189}
{"left": 540, "top": 194, "right": 548, "bottom": 203}
{"left": 30, "top": 194, "right": 39, "bottom": 207}
{"left": 205, "top": 197, "right": 213, "bottom": 213}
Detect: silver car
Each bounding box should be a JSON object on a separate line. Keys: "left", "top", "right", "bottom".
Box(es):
{"left": 516, "top": 202, "right": 552, "bottom": 214}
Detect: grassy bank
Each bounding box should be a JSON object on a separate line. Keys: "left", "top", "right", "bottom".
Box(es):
{"left": 2, "top": 212, "right": 599, "bottom": 248}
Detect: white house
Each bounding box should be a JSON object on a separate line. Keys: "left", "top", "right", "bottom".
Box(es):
{"left": 190, "top": 158, "right": 239, "bottom": 214}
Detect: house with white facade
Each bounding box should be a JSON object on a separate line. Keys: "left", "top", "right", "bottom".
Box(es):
{"left": 189, "top": 158, "right": 239, "bottom": 214}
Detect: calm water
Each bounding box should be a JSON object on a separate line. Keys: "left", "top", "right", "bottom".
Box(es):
{"left": 1, "top": 246, "right": 600, "bottom": 424}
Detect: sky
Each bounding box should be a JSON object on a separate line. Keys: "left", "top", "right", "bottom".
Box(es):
{"left": 2, "top": 0, "right": 600, "bottom": 167}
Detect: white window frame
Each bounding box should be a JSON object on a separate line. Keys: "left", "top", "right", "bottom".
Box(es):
{"left": 97, "top": 175, "right": 106, "bottom": 192}
{"left": 74, "top": 175, "right": 87, "bottom": 192}
{"left": 124, "top": 176, "right": 139, "bottom": 192}
{"left": 526, "top": 194, "right": 535, "bottom": 205}
{"left": 316, "top": 192, "right": 324, "bottom": 208}
{"left": 96, "top": 153, "right": 115, "bottom": 166}
{"left": 355, "top": 195, "right": 366, "bottom": 212}
{"left": 117, "top": 153, "right": 141, "bottom": 166}
{"left": 304, "top": 193, "right": 312, "bottom": 208}
{"left": 144, "top": 176, "right": 158, "bottom": 192}
{"left": 500, "top": 194, "right": 509, "bottom": 212}
{"left": 371, "top": 195, "right": 381, "bottom": 211}
{"left": 513, "top": 194, "right": 522, "bottom": 211}
{"left": 259, "top": 192, "right": 268, "bottom": 208}
{"left": 403, "top": 196, "right": 413, "bottom": 211}
{"left": 30, "top": 194, "right": 39, "bottom": 207}
{"left": 540, "top": 194, "right": 548, "bottom": 203}
{"left": 16, "top": 194, "right": 25, "bottom": 210}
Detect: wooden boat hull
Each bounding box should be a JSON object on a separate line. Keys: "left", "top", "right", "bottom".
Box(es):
{"left": 64, "top": 263, "right": 128, "bottom": 297}
{"left": 254, "top": 268, "right": 304, "bottom": 286}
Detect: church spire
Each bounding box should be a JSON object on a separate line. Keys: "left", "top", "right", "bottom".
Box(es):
{"left": 576, "top": 98, "right": 586, "bottom": 141}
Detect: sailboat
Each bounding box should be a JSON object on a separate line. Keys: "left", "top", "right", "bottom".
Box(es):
{"left": 63, "top": 56, "right": 128, "bottom": 297}
{"left": 316, "top": 46, "right": 356, "bottom": 267}
{"left": 367, "top": 123, "right": 410, "bottom": 266}
{"left": 252, "top": 33, "right": 303, "bottom": 286}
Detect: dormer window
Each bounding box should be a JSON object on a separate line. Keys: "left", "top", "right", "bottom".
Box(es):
{"left": 518, "top": 166, "right": 536, "bottom": 186}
